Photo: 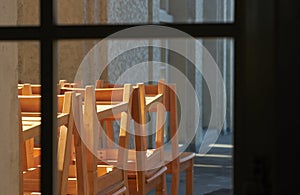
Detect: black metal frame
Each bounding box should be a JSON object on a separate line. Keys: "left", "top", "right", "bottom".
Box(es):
{"left": 0, "top": 0, "right": 239, "bottom": 194}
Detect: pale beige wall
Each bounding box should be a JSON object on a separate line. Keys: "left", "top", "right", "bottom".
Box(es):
{"left": 17, "top": 0, "right": 160, "bottom": 84}
{"left": 0, "top": 0, "right": 20, "bottom": 194}
{"left": 17, "top": 0, "right": 40, "bottom": 83}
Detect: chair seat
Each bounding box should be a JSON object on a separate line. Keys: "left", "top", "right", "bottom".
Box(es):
{"left": 97, "top": 148, "right": 165, "bottom": 180}
{"left": 98, "top": 148, "right": 163, "bottom": 168}
{"left": 164, "top": 152, "right": 195, "bottom": 176}
{"left": 128, "top": 166, "right": 167, "bottom": 183}
{"left": 23, "top": 168, "right": 77, "bottom": 194}
{"left": 164, "top": 152, "right": 195, "bottom": 164}
{"left": 179, "top": 152, "right": 195, "bottom": 164}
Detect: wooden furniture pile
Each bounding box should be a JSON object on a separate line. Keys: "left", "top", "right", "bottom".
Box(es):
{"left": 18, "top": 80, "right": 195, "bottom": 195}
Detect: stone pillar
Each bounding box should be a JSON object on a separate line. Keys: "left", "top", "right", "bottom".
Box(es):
{"left": 226, "top": 41, "right": 234, "bottom": 132}
{"left": 0, "top": 0, "right": 20, "bottom": 194}
{"left": 169, "top": 0, "right": 204, "bottom": 151}
{"left": 100, "top": 0, "right": 149, "bottom": 82}
{"left": 201, "top": 0, "right": 234, "bottom": 133}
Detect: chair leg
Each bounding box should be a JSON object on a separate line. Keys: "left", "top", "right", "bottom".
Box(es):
{"left": 105, "top": 120, "right": 115, "bottom": 148}
{"left": 156, "top": 173, "right": 167, "bottom": 195}
{"left": 171, "top": 169, "right": 180, "bottom": 195}
{"left": 186, "top": 160, "right": 194, "bottom": 195}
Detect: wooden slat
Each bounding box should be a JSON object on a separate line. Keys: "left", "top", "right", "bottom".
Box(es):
{"left": 95, "top": 88, "right": 124, "bottom": 102}
{"left": 96, "top": 169, "right": 124, "bottom": 192}
{"left": 57, "top": 92, "right": 74, "bottom": 195}
{"left": 22, "top": 123, "right": 41, "bottom": 141}
{"left": 57, "top": 113, "right": 70, "bottom": 127}
{"left": 19, "top": 95, "right": 41, "bottom": 114}
{"left": 96, "top": 102, "right": 128, "bottom": 120}
{"left": 145, "top": 94, "right": 163, "bottom": 111}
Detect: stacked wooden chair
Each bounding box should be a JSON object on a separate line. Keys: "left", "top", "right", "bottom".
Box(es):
{"left": 97, "top": 80, "right": 195, "bottom": 195}
{"left": 93, "top": 81, "right": 168, "bottom": 195}
{"left": 63, "top": 83, "right": 168, "bottom": 194}
{"left": 82, "top": 84, "right": 132, "bottom": 194}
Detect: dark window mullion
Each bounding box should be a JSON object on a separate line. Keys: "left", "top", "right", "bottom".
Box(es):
{"left": 40, "top": 0, "right": 57, "bottom": 194}
{"left": 54, "top": 23, "right": 236, "bottom": 39}
{"left": 0, "top": 23, "right": 236, "bottom": 40}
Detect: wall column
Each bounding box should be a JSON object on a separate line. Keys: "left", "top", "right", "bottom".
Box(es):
{"left": 0, "top": 0, "right": 19, "bottom": 194}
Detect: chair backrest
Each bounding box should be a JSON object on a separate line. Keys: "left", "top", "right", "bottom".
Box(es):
{"left": 94, "top": 80, "right": 167, "bottom": 150}
{"left": 19, "top": 94, "right": 65, "bottom": 114}
{"left": 167, "top": 84, "right": 179, "bottom": 160}
{"left": 57, "top": 92, "right": 77, "bottom": 195}
{"left": 59, "top": 79, "right": 82, "bottom": 88}
{"left": 83, "top": 84, "right": 132, "bottom": 194}
{"left": 18, "top": 82, "right": 65, "bottom": 113}
{"left": 130, "top": 82, "right": 166, "bottom": 191}
{"left": 61, "top": 86, "right": 124, "bottom": 103}
{"left": 18, "top": 83, "right": 41, "bottom": 95}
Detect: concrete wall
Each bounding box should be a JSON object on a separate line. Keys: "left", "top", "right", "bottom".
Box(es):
{"left": 0, "top": 0, "right": 20, "bottom": 194}
{"left": 17, "top": 0, "right": 40, "bottom": 83}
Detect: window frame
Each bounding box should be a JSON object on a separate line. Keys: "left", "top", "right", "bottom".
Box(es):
{"left": 0, "top": 0, "right": 241, "bottom": 194}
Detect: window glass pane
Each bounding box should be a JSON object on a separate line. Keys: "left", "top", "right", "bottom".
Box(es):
{"left": 18, "top": 41, "right": 40, "bottom": 83}
{"left": 56, "top": 37, "right": 234, "bottom": 194}
{"left": 0, "top": 0, "right": 234, "bottom": 25}
{"left": 55, "top": 0, "right": 234, "bottom": 25}
{"left": 0, "top": 0, "right": 40, "bottom": 26}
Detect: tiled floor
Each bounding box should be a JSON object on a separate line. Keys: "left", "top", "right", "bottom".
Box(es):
{"left": 194, "top": 132, "right": 233, "bottom": 195}
{"left": 150, "top": 131, "right": 233, "bottom": 195}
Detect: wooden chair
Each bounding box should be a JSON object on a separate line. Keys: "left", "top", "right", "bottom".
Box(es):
{"left": 94, "top": 80, "right": 168, "bottom": 195}
{"left": 19, "top": 91, "right": 86, "bottom": 195}
{"left": 164, "top": 84, "right": 195, "bottom": 195}
{"left": 132, "top": 82, "right": 195, "bottom": 195}
{"left": 62, "top": 82, "right": 168, "bottom": 194}
{"left": 82, "top": 84, "right": 132, "bottom": 194}
{"left": 127, "top": 83, "right": 167, "bottom": 195}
